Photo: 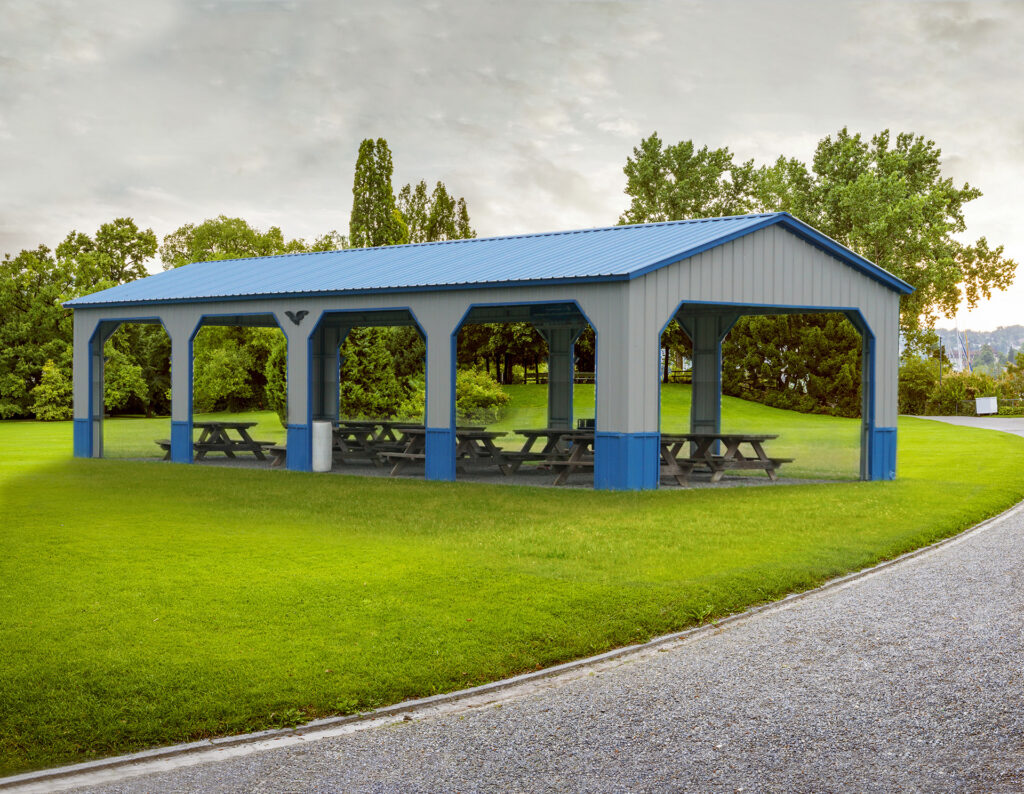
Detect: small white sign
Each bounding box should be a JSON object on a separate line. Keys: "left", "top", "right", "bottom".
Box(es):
{"left": 976, "top": 396, "right": 998, "bottom": 415}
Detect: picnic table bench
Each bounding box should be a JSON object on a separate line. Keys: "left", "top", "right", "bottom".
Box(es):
{"left": 660, "top": 432, "right": 791, "bottom": 485}
{"left": 507, "top": 427, "right": 576, "bottom": 472}
{"left": 155, "top": 421, "right": 274, "bottom": 461}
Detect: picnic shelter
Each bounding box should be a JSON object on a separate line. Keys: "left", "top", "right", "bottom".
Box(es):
{"left": 64, "top": 212, "right": 913, "bottom": 490}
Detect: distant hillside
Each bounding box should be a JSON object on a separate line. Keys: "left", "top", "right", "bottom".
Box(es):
{"left": 936, "top": 325, "right": 1024, "bottom": 355}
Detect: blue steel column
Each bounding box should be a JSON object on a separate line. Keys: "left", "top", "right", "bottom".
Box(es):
{"left": 677, "top": 312, "right": 739, "bottom": 440}
{"left": 311, "top": 324, "right": 346, "bottom": 422}
{"left": 537, "top": 325, "right": 583, "bottom": 429}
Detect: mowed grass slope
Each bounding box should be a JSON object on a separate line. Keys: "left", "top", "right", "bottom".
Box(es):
{"left": 1, "top": 389, "right": 1023, "bottom": 775}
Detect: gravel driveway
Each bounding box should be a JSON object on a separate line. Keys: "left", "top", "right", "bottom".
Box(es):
{"left": 26, "top": 502, "right": 1024, "bottom": 793}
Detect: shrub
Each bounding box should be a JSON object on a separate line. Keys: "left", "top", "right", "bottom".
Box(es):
{"left": 925, "top": 370, "right": 998, "bottom": 415}
{"left": 455, "top": 368, "right": 509, "bottom": 422}
{"left": 30, "top": 360, "right": 73, "bottom": 420}
{"left": 898, "top": 355, "right": 939, "bottom": 415}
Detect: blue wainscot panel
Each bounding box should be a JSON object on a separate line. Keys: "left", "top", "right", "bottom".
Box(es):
{"left": 425, "top": 426, "right": 456, "bottom": 481}
{"left": 170, "top": 420, "right": 193, "bottom": 464}
{"left": 594, "top": 431, "right": 660, "bottom": 491}
{"left": 286, "top": 424, "right": 312, "bottom": 472}
{"left": 869, "top": 426, "right": 897, "bottom": 481}
{"left": 73, "top": 418, "right": 92, "bottom": 458}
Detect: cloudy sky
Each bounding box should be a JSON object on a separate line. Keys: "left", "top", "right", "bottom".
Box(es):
{"left": 2, "top": 0, "right": 1021, "bottom": 330}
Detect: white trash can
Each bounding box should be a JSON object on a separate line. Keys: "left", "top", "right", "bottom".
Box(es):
{"left": 975, "top": 396, "right": 998, "bottom": 416}
{"left": 312, "top": 421, "right": 333, "bottom": 472}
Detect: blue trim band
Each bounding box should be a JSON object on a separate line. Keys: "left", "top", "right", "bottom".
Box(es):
{"left": 170, "top": 421, "right": 192, "bottom": 463}
{"left": 73, "top": 418, "right": 91, "bottom": 458}
{"left": 425, "top": 426, "right": 455, "bottom": 481}
{"left": 594, "top": 431, "right": 660, "bottom": 491}
{"left": 868, "top": 426, "right": 897, "bottom": 481}
{"left": 286, "top": 424, "right": 312, "bottom": 472}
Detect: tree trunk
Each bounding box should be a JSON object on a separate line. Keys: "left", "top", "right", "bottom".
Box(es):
{"left": 663, "top": 348, "right": 670, "bottom": 384}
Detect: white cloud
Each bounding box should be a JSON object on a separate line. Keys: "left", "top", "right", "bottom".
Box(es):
{"left": 1, "top": 0, "right": 1021, "bottom": 328}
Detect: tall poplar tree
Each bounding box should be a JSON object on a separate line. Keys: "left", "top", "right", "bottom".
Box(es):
{"left": 349, "top": 138, "right": 405, "bottom": 248}
{"left": 397, "top": 180, "right": 431, "bottom": 244}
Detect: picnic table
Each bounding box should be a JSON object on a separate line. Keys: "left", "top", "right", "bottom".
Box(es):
{"left": 659, "top": 432, "right": 790, "bottom": 485}
{"left": 332, "top": 424, "right": 382, "bottom": 466}
{"left": 154, "top": 421, "right": 274, "bottom": 461}
{"left": 194, "top": 421, "right": 274, "bottom": 461}
{"left": 546, "top": 430, "right": 595, "bottom": 485}
{"left": 379, "top": 427, "right": 508, "bottom": 476}
{"left": 505, "top": 427, "right": 576, "bottom": 472}
{"left": 339, "top": 420, "right": 423, "bottom": 444}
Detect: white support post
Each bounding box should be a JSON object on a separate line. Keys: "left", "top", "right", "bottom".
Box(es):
{"left": 165, "top": 317, "right": 199, "bottom": 464}
{"left": 580, "top": 286, "right": 661, "bottom": 490}
{"left": 282, "top": 316, "right": 314, "bottom": 472}
{"left": 72, "top": 312, "right": 105, "bottom": 458}
{"left": 421, "top": 313, "right": 458, "bottom": 481}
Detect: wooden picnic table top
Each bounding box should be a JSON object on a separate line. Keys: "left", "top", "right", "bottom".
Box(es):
{"left": 193, "top": 420, "right": 258, "bottom": 430}
{"left": 558, "top": 430, "right": 595, "bottom": 440}
{"left": 399, "top": 427, "right": 503, "bottom": 438}
{"left": 513, "top": 427, "right": 578, "bottom": 437}
{"left": 339, "top": 420, "right": 423, "bottom": 429}
{"left": 660, "top": 432, "right": 778, "bottom": 442}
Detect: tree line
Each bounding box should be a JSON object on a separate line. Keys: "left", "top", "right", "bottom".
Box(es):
{"left": 3, "top": 128, "right": 1018, "bottom": 422}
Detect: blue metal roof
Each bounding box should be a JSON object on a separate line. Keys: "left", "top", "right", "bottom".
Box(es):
{"left": 64, "top": 212, "right": 913, "bottom": 308}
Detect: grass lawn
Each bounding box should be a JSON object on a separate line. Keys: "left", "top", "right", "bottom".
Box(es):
{"left": 2, "top": 387, "right": 1023, "bottom": 775}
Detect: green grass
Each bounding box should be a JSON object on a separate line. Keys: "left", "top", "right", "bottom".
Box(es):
{"left": 1, "top": 387, "right": 1023, "bottom": 775}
